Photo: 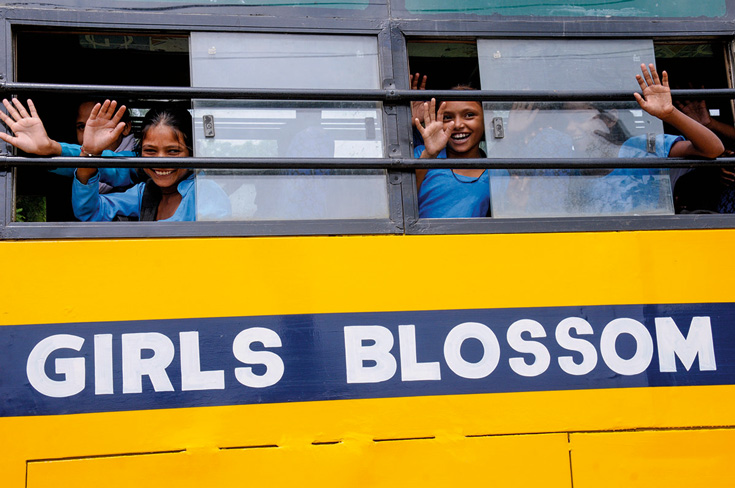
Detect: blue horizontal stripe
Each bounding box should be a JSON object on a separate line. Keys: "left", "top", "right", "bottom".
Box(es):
{"left": 1, "top": 302, "right": 733, "bottom": 417}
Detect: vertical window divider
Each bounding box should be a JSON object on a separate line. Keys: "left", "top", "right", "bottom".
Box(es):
{"left": 379, "top": 23, "right": 408, "bottom": 232}
{"left": 384, "top": 22, "right": 418, "bottom": 231}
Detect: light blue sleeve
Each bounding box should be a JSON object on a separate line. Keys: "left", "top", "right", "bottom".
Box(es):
{"left": 72, "top": 171, "right": 143, "bottom": 221}
{"left": 52, "top": 143, "right": 139, "bottom": 187}
{"left": 195, "top": 179, "right": 232, "bottom": 220}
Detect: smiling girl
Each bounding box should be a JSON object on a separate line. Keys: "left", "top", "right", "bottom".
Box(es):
{"left": 414, "top": 89, "right": 488, "bottom": 218}
{"left": 72, "top": 103, "right": 230, "bottom": 222}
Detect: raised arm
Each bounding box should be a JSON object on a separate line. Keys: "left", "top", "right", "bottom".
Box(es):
{"left": 415, "top": 98, "right": 453, "bottom": 159}
{"left": 0, "top": 98, "right": 62, "bottom": 156}
{"left": 410, "top": 72, "right": 428, "bottom": 124}
{"left": 81, "top": 100, "right": 128, "bottom": 156}
{"left": 414, "top": 98, "right": 454, "bottom": 189}
{"left": 634, "top": 64, "right": 724, "bottom": 158}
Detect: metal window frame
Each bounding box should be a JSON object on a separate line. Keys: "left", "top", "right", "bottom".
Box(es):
{"left": 2, "top": 6, "right": 735, "bottom": 239}
{"left": 0, "top": 9, "right": 408, "bottom": 239}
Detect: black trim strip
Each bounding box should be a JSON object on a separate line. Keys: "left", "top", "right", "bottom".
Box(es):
{"left": 3, "top": 82, "right": 735, "bottom": 101}
{"left": 2, "top": 156, "right": 731, "bottom": 170}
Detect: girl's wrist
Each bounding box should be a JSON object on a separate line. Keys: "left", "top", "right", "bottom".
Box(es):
{"left": 80, "top": 145, "right": 101, "bottom": 157}
{"left": 41, "top": 140, "right": 62, "bottom": 156}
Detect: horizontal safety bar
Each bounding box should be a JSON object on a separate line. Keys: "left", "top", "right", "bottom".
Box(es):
{"left": 1, "top": 156, "right": 732, "bottom": 170}
{"left": 2, "top": 82, "right": 735, "bottom": 102}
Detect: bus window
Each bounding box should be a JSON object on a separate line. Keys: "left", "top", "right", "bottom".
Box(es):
{"left": 655, "top": 41, "right": 734, "bottom": 213}
{"left": 478, "top": 38, "right": 673, "bottom": 218}
{"left": 402, "top": 0, "right": 728, "bottom": 17}
{"left": 406, "top": 40, "right": 480, "bottom": 90}
{"left": 189, "top": 32, "right": 389, "bottom": 221}
{"left": 13, "top": 30, "right": 190, "bottom": 222}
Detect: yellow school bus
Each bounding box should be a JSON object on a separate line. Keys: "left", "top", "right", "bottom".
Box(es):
{"left": 2, "top": 1, "right": 735, "bottom": 487}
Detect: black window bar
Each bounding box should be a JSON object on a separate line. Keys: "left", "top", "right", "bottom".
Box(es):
{"left": 1, "top": 81, "right": 734, "bottom": 171}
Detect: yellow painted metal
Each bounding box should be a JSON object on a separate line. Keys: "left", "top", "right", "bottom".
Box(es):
{"left": 27, "top": 433, "right": 572, "bottom": 487}
{"left": 2, "top": 229, "right": 734, "bottom": 486}
{"left": 1, "top": 229, "right": 734, "bottom": 327}
{"left": 4, "top": 386, "right": 735, "bottom": 487}
{"left": 570, "top": 428, "right": 735, "bottom": 487}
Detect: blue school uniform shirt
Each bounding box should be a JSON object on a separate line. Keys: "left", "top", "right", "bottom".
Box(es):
{"left": 415, "top": 146, "right": 489, "bottom": 218}
{"left": 50, "top": 142, "right": 139, "bottom": 188}
{"left": 73, "top": 171, "right": 231, "bottom": 222}
{"left": 576, "top": 133, "right": 682, "bottom": 215}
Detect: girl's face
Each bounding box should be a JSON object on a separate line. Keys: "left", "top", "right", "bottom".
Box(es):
{"left": 442, "top": 101, "right": 484, "bottom": 157}
{"left": 141, "top": 124, "right": 191, "bottom": 189}
{"left": 564, "top": 104, "right": 619, "bottom": 158}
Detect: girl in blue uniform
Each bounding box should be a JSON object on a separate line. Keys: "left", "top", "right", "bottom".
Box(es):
{"left": 414, "top": 91, "right": 489, "bottom": 218}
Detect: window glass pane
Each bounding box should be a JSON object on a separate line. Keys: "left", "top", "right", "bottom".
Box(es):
{"left": 59, "top": 0, "right": 370, "bottom": 8}
{"left": 404, "top": 0, "right": 726, "bottom": 18}
{"left": 190, "top": 33, "right": 388, "bottom": 221}
{"left": 193, "top": 101, "right": 387, "bottom": 220}
{"left": 478, "top": 39, "right": 674, "bottom": 217}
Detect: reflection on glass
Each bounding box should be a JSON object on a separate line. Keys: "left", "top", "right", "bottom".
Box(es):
{"left": 115, "top": 0, "right": 370, "bottom": 9}
{"left": 404, "top": 0, "right": 726, "bottom": 18}
{"left": 193, "top": 101, "right": 387, "bottom": 220}
{"left": 191, "top": 32, "right": 379, "bottom": 90}
{"left": 190, "top": 32, "right": 388, "bottom": 221}
{"left": 478, "top": 39, "right": 674, "bottom": 217}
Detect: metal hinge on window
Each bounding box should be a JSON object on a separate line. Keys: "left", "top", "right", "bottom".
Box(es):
{"left": 203, "top": 115, "right": 215, "bottom": 138}
{"left": 647, "top": 132, "right": 656, "bottom": 153}
{"left": 492, "top": 117, "right": 504, "bottom": 139}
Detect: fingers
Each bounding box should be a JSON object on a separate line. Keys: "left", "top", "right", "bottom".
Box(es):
{"left": 635, "top": 74, "right": 647, "bottom": 92}
{"left": 3, "top": 98, "right": 21, "bottom": 121}
{"left": 27, "top": 99, "right": 39, "bottom": 118}
{"left": 89, "top": 102, "right": 103, "bottom": 120}
{"left": 0, "top": 100, "right": 14, "bottom": 125}
{"left": 0, "top": 131, "right": 14, "bottom": 144}
{"left": 88, "top": 100, "right": 124, "bottom": 124}
{"left": 420, "top": 99, "right": 435, "bottom": 126}
{"left": 111, "top": 104, "right": 127, "bottom": 125}
{"left": 106, "top": 100, "right": 118, "bottom": 119}
{"left": 97, "top": 99, "right": 116, "bottom": 120}
{"left": 418, "top": 74, "right": 427, "bottom": 90}
{"left": 648, "top": 63, "right": 661, "bottom": 85}
{"left": 410, "top": 73, "right": 419, "bottom": 90}
{"left": 639, "top": 63, "right": 654, "bottom": 86}
{"left": 421, "top": 101, "right": 431, "bottom": 124}
{"left": 111, "top": 121, "right": 127, "bottom": 139}
{"left": 12, "top": 98, "right": 30, "bottom": 118}
{"left": 660, "top": 69, "right": 669, "bottom": 88}
{"left": 633, "top": 92, "right": 645, "bottom": 109}
{"left": 721, "top": 168, "right": 735, "bottom": 184}
{"left": 435, "top": 99, "right": 446, "bottom": 120}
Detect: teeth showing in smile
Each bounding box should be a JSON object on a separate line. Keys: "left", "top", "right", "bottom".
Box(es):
{"left": 451, "top": 133, "right": 470, "bottom": 140}
{"left": 154, "top": 170, "right": 175, "bottom": 176}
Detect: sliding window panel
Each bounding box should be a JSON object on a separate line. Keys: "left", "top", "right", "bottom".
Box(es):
{"left": 478, "top": 39, "right": 673, "bottom": 218}
{"left": 190, "top": 32, "right": 388, "bottom": 221}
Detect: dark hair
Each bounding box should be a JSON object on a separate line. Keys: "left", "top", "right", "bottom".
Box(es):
{"left": 451, "top": 84, "right": 476, "bottom": 91}
{"left": 138, "top": 107, "right": 193, "bottom": 155}
{"left": 437, "top": 84, "right": 481, "bottom": 109}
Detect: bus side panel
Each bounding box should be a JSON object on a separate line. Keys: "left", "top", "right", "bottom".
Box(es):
{"left": 25, "top": 432, "right": 571, "bottom": 488}
{"left": 2, "top": 231, "right": 735, "bottom": 326}
{"left": 570, "top": 429, "right": 735, "bottom": 488}
{"left": 2, "top": 230, "right": 735, "bottom": 487}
